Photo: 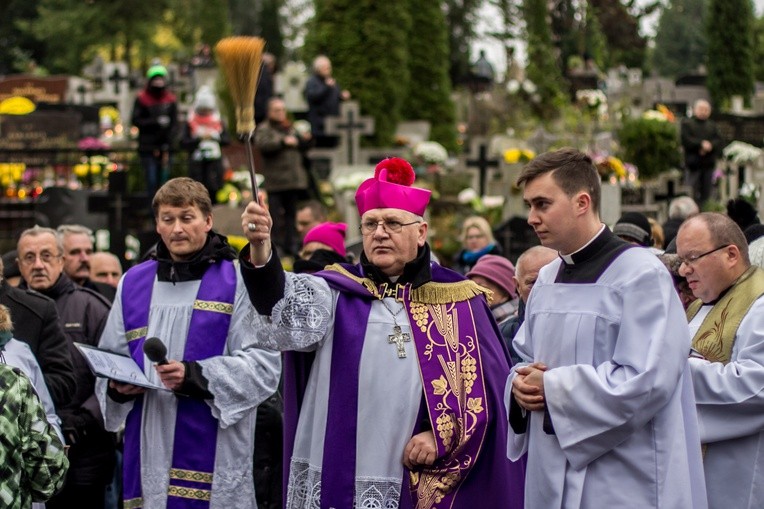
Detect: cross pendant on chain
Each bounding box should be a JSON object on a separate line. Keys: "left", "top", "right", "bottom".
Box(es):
{"left": 388, "top": 325, "right": 411, "bottom": 358}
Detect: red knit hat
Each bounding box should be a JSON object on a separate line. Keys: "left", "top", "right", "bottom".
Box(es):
{"left": 302, "top": 222, "right": 347, "bottom": 257}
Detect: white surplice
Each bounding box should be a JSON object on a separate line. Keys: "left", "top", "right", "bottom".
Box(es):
{"left": 689, "top": 295, "right": 764, "bottom": 509}
{"left": 96, "top": 268, "right": 281, "bottom": 509}
{"left": 507, "top": 248, "right": 707, "bottom": 508}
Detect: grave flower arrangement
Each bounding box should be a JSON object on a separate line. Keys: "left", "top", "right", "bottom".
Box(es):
{"left": 458, "top": 187, "right": 505, "bottom": 225}
{"left": 723, "top": 141, "right": 763, "bottom": 166}
{"left": 503, "top": 148, "right": 535, "bottom": 165}
{"left": 591, "top": 153, "right": 639, "bottom": 186}
{"left": 413, "top": 141, "right": 448, "bottom": 174}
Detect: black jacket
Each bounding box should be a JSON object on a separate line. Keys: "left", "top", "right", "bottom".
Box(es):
{"left": 22, "top": 274, "right": 115, "bottom": 485}
{"left": 0, "top": 281, "right": 75, "bottom": 408}
{"left": 304, "top": 74, "right": 342, "bottom": 136}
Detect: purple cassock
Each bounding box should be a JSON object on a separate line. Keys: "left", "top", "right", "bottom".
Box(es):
{"left": 282, "top": 261, "right": 525, "bottom": 509}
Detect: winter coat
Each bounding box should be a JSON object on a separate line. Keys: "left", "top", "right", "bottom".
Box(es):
{"left": 255, "top": 120, "right": 310, "bottom": 193}
{"left": 0, "top": 281, "right": 75, "bottom": 408}
{"left": 21, "top": 274, "right": 115, "bottom": 486}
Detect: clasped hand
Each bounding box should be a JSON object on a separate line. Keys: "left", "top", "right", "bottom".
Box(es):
{"left": 511, "top": 362, "right": 547, "bottom": 412}
{"left": 402, "top": 430, "right": 437, "bottom": 470}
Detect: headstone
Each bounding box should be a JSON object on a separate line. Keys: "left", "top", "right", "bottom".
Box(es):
{"left": 93, "top": 62, "right": 133, "bottom": 130}
{"left": 68, "top": 77, "right": 92, "bottom": 105}
{"left": 329, "top": 163, "right": 375, "bottom": 242}
{"left": 277, "top": 61, "right": 308, "bottom": 113}
{"left": 526, "top": 127, "right": 557, "bottom": 155}
{"left": 714, "top": 113, "right": 764, "bottom": 147}
{"left": 600, "top": 183, "right": 622, "bottom": 226}
{"left": 394, "top": 121, "right": 431, "bottom": 147}
{"left": 324, "top": 101, "right": 375, "bottom": 166}
{"left": 0, "top": 75, "right": 69, "bottom": 104}
{"left": 463, "top": 138, "right": 499, "bottom": 196}
{"left": 0, "top": 111, "right": 81, "bottom": 150}
{"left": 627, "top": 68, "right": 643, "bottom": 87}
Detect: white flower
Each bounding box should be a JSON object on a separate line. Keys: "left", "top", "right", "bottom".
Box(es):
{"left": 413, "top": 141, "right": 448, "bottom": 165}
{"left": 506, "top": 80, "right": 520, "bottom": 94}
{"left": 642, "top": 110, "right": 666, "bottom": 121}
{"left": 522, "top": 80, "right": 537, "bottom": 94}
{"left": 576, "top": 89, "right": 606, "bottom": 108}
{"left": 333, "top": 171, "right": 370, "bottom": 192}
{"left": 482, "top": 195, "right": 505, "bottom": 209}
{"left": 458, "top": 188, "right": 478, "bottom": 204}
{"left": 724, "top": 141, "right": 763, "bottom": 165}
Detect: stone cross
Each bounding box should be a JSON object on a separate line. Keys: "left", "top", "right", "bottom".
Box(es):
{"left": 324, "top": 101, "right": 375, "bottom": 166}
{"left": 465, "top": 140, "right": 500, "bottom": 196}
{"left": 107, "top": 65, "right": 129, "bottom": 95}
{"left": 388, "top": 325, "right": 411, "bottom": 359}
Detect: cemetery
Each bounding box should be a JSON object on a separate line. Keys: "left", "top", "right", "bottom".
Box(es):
{"left": 1, "top": 1, "right": 764, "bottom": 267}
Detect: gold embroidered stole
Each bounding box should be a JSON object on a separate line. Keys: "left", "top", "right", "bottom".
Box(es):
{"left": 686, "top": 266, "right": 764, "bottom": 364}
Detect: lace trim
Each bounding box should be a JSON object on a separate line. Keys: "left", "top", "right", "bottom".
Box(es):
{"left": 286, "top": 458, "right": 401, "bottom": 509}
{"left": 254, "top": 275, "right": 332, "bottom": 350}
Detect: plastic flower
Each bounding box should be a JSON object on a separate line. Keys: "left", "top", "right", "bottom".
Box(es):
{"left": 503, "top": 148, "right": 535, "bottom": 164}
{"left": 413, "top": 141, "right": 448, "bottom": 166}
{"left": 723, "top": 141, "right": 762, "bottom": 165}
{"left": 457, "top": 188, "right": 478, "bottom": 204}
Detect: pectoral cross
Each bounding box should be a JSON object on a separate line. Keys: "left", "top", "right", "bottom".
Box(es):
{"left": 388, "top": 325, "right": 411, "bottom": 359}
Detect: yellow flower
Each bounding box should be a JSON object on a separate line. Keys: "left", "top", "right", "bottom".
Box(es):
{"left": 0, "top": 96, "right": 35, "bottom": 115}
{"left": 73, "top": 164, "right": 90, "bottom": 177}
{"left": 504, "top": 148, "right": 521, "bottom": 164}
{"left": 608, "top": 157, "right": 626, "bottom": 178}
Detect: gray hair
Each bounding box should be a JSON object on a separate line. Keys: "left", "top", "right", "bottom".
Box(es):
{"left": 19, "top": 225, "right": 64, "bottom": 255}
{"left": 668, "top": 196, "right": 700, "bottom": 220}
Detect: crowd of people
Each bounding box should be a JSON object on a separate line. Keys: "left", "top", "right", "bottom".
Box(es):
{"left": 2, "top": 77, "right": 764, "bottom": 509}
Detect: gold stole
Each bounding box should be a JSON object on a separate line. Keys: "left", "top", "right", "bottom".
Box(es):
{"left": 686, "top": 266, "right": 764, "bottom": 364}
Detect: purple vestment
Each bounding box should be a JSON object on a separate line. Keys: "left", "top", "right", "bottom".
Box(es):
{"left": 283, "top": 262, "right": 525, "bottom": 509}
{"left": 121, "top": 260, "right": 236, "bottom": 509}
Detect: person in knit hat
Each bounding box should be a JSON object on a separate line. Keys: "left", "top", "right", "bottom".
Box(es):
{"left": 294, "top": 222, "right": 349, "bottom": 274}
{"left": 131, "top": 64, "right": 178, "bottom": 198}
{"left": 240, "top": 157, "right": 524, "bottom": 508}
{"left": 613, "top": 211, "right": 652, "bottom": 247}
{"left": 181, "top": 86, "right": 230, "bottom": 202}
{"left": 466, "top": 254, "right": 519, "bottom": 324}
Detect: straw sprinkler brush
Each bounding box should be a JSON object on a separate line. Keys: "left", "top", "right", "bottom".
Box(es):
{"left": 215, "top": 36, "right": 265, "bottom": 203}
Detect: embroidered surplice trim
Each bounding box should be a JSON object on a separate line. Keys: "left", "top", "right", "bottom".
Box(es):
{"left": 169, "top": 467, "right": 214, "bottom": 484}
{"left": 126, "top": 327, "right": 148, "bottom": 343}
{"left": 324, "top": 264, "right": 490, "bottom": 304}
{"left": 168, "top": 485, "right": 212, "bottom": 501}
{"left": 286, "top": 458, "right": 401, "bottom": 509}
{"left": 123, "top": 497, "right": 143, "bottom": 509}
{"left": 193, "top": 299, "right": 234, "bottom": 314}
{"left": 411, "top": 299, "right": 488, "bottom": 508}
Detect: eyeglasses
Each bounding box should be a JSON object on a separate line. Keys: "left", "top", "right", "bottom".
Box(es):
{"left": 677, "top": 245, "right": 729, "bottom": 267}
{"left": 360, "top": 219, "right": 421, "bottom": 236}
{"left": 19, "top": 251, "right": 61, "bottom": 266}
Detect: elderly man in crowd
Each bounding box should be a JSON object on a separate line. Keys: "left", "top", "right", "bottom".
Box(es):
{"left": 240, "top": 157, "right": 524, "bottom": 508}
{"left": 677, "top": 212, "right": 764, "bottom": 508}
{"left": 16, "top": 226, "right": 114, "bottom": 509}
{"left": 89, "top": 252, "right": 123, "bottom": 288}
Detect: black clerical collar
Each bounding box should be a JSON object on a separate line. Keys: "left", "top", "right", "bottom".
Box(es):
{"left": 555, "top": 226, "right": 633, "bottom": 284}
{"left": 559, "top": 224, "right": 607, "bottom": 265}
{"left": 360, "top": 243, "right": 432, "bottom": 289}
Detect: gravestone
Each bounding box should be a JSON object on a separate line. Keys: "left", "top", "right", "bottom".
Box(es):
{"left": 277, "top": 61, "right": 308, "bottom": 113}
{"left": 324, "top": 101, "right": 375, "bottom": 166}
{"left": 394, "top": 121, "right": 431, "bottom": 147}
{"left": 93, "top": 62, "right": 133, "bottom": 130}
{"left": 715, "top": 113, "right": 764, "bottom": 147}
{"left": 0, "top": 75, "right": 69, "bottom": 104}
{"left": 526, "top": 127, "right": 557, "bottom": 155}
{"left": 463, "top": 138, "right": 499, "bottom": 196}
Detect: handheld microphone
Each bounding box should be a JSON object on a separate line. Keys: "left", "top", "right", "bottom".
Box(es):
{"left": 143, "top": 337, "right": 169, "bottom": 365}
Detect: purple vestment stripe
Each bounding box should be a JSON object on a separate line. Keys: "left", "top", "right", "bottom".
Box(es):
{"left": 122, "top": 260, "right": 159, "bottom": 507}
{"left": 167, "top": 260, "right": 235, "bottom": 509}
{"left": 120, "top": 260, "right": 236, "bottom": 509}
{"left": 319, "top": 294, "right": 370, "bottom": 509}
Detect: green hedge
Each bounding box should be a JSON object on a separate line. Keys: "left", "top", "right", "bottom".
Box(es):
{"left": 618, "top": 118, "right": 680, "bottom": 180}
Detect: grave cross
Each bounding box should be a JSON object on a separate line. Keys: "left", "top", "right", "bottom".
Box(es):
{"left": 466, "top": 142, "right": 499, "bottom": 196}
{"left": 108, "top": 66, "right": 129, "bottom": 95}
{"left": 76, "top": 84, "right": 88, "bottom": 104}
{"left": 324, "top": 101, "right": 375, "bottom": 166}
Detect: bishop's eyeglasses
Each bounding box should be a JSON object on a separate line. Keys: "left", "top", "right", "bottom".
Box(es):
{"left": 359, "top": 219, "right": 421, "bottom": 236}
